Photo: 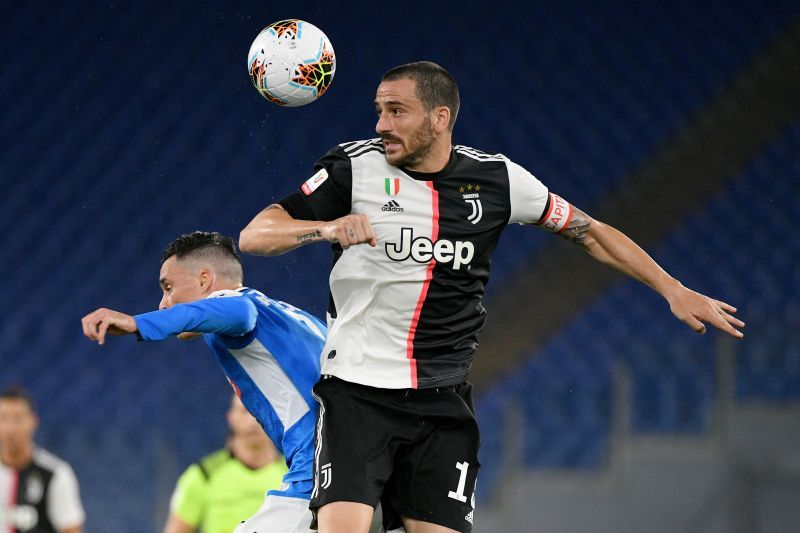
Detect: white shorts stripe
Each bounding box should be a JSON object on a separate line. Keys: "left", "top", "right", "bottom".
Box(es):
{"left": 310, "top": 390, "right": 326, "bottom": 500}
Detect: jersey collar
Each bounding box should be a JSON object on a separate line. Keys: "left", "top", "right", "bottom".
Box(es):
{"left": 398, "top": 148, "right": 457, "bottom": 182}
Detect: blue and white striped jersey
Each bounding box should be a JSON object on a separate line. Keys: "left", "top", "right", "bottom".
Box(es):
{"left": 134, "top": 287, "right": 326, "bottom": 498}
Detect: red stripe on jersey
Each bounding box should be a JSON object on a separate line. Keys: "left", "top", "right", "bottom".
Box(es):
{"left": 405, "top": 181, "right": 439, "bottom": 388}
{"left": 227, "top": 377, "right": 242, "bottom": 399}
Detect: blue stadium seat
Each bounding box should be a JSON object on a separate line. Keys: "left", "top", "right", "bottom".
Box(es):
{"left": 479, "top": 120, "right": 800, "bottom": 487}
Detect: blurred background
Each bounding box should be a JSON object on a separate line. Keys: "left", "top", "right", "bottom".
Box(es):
{"left": 1, "top": 1, "right": 799, "bottom": 531}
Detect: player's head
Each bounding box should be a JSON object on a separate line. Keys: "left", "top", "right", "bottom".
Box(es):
{"left": 381, "top": 61, "right": 460, "bottom": 131}
{"left": 158, "top": 231, "right": 243, "bottom": 309}
{"left": 226, "top": 394, "right": 272, "bottom": 449}
{"left": 375, "top": 61, "right": 460, "bottom": 167}
{"left": 0, "top": 386, "right": 38, "bottom": 452}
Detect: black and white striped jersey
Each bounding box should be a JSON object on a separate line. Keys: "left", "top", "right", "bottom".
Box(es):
{"left": 280, "top": 139, "right": 549, "bottom": 389}
{"left": 0, "top": 448, "right": 85, "bottom": 532}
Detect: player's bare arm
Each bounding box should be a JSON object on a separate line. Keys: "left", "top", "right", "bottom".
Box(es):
{"left": 239, "top": 204, "right": 377, "bottom": 256}
{"left": 81, "top": 308, "right": 138, "bottom": 345}
{"left": 163, "top": 513, "right": 194, "bottom": 533}
{"left": 583, "top": 217, "right": 743, "bottom": 338}
{"left": 558, "top": 205, "right": 592, "bottom": 246}
{"left": 537, "top": 196, "right": 744, "bottom": 338}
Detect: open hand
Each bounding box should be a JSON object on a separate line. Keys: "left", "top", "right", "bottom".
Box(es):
{"left": 667, "top": 286, "right": 744, "bottom": 338}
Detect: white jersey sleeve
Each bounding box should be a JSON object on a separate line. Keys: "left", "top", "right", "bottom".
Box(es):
{"left": 47, "top": 461, "right": 85, "bottom": 529}
{"left": 505, "top": 158, "right": 550, "bottom": 224}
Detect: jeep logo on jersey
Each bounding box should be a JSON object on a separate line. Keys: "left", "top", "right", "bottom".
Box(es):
{"left": 385, "top": 228, "right": 475, "bottom": 270}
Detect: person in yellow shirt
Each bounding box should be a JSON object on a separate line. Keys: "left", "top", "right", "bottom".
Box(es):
{"left": 163, "top": 395, "right": 287, "bottom": 533}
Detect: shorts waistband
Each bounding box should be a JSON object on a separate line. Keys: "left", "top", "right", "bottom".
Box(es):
{"left": 320, "top": 374, "right": 461, "bottom": 394}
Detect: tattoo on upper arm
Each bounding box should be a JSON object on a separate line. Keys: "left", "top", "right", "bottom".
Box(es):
{"left": 297, "top": 229, "right": 322, "bottom": 243}
{"left": 536, "top": 193, "right": 592, "bottom": 246}
{"left": 560, "top": 207, "right": 591, "bottom": 246}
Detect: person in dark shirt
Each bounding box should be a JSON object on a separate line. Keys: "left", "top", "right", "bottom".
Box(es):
{"left": 0, "top": 387, "right": 84, "bottom": 533}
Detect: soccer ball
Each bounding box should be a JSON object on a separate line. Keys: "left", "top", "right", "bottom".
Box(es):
{"left": 248, "top": 19, "right": 336, "bottom": 107}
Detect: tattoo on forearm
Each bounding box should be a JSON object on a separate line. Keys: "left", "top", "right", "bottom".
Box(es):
{"left": 297, "top": 229, "right": 322, "bottom": 243}
{"left": 561, "top": 207, "right": 591, "bottom": 245}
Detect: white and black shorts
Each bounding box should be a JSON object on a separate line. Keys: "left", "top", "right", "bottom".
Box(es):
{"left": 310, "top": 376, "right": 480, "bottom": 532}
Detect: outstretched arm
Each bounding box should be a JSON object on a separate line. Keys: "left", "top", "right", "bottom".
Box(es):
{"left": 82, "top": 296, "right": 258, "bottom": 345}
{"left": 544, "top": 203, "right": 744, "bottom": 338}
{"left": 239, "top": 204, "right": 376, "bottom": 256}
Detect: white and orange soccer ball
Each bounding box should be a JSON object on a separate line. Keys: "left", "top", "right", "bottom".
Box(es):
{"left": 248, "top": 19, "right": 336, "bottom": 107}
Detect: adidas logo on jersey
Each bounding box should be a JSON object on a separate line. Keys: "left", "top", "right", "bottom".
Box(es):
{"left": 385, "top": 227, "right": 475, "bottom": 270}
{"left": 465, "top": 510, "right": 474, "bottom": 524}
{"left": 382, "top": 200, "right": 404, "bottom": 212}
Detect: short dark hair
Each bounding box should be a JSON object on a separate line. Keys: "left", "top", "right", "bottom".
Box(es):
{"left": 381, "top": 61, "right": 460, "bottom": 131}
{"left": 161, "top": 231, "right": 243, "bottom": 282}
{"left": 0, "top": 386, "right": 36, "bottom": 413}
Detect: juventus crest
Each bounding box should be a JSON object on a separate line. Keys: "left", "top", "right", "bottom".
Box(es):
{"left": 460, "top": 184, "right": 483, "bottom": 224}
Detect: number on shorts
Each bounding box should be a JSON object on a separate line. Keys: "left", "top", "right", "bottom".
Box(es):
{"left": 447, "top": 461, "right": 469, "bottom": 503}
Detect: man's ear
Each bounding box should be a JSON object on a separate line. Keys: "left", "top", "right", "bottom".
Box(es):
{"left": 433, "top": 106, "right": 451, "bottom": 133}
{"left": 198, "top": 268, "right": 214, "bottom": 291}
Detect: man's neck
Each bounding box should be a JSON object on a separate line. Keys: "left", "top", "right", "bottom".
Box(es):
{"left": 1, "top": 444, "right": 34, "bottom": 469}
{"left": 207, "top": 282, "right": 245, "bottom": 295}
{"left": 230, "top": 437, "right": 278, "bottom": 470}
{"left": 404, "top": 138, "right": 452, "bottom": 173}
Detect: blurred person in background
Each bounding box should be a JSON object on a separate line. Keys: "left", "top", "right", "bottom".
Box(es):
{"left": 164, "top": 394, "right": 288, "bottom": 533}
{"left": 0, "top": 386, "right": 85, "bottom": 533}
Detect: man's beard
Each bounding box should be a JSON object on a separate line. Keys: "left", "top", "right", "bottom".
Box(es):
{"left": 384, "top": 120, "right": 435, "bottom": 168}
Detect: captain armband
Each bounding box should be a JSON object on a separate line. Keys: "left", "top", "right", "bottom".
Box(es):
{"left": 535, "top": 193, "right": 573, "bottom": 234}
